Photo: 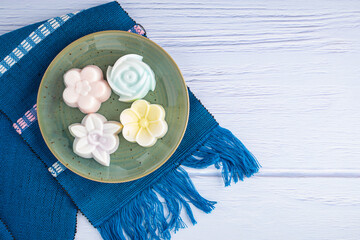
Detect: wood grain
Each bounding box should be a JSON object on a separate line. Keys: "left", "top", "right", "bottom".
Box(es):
{"left": 1, "top": 0, "right": 360, "bottom": 239}
{"left": 75, "top": 174, "right": 360, "bottom": 240}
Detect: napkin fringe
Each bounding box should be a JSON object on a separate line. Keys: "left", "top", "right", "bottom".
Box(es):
{"left": 98, "top": 167, "right": 216, "bottom": 240}
{"left": 98, "top": 125, "right": 259, "bottom": 240}
{"left": 182, "top": 125, "right": 260, "bottom": 186}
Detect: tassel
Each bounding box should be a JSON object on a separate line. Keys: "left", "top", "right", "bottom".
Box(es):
{"left": 182, "top": 125, "right": 260, "bottom": 186}
{"left": 98, "top": 167, "right": 216, "bottom": 240}
{"left": 98, "top": 126, "right": 258, "bottom": 239}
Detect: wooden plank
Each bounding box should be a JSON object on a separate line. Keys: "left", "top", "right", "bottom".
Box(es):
{"left": 75, "top": 176, "right": 360, "bottom": 240}
{"left": 187, "top": 167, "right": 360, "bottom": 178}
{"left": 175, "top": 176, "right": 360, "bottom": 240}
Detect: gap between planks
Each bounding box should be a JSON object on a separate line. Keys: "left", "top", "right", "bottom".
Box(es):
{"left": 186, "top": 168, "right": 360, "bottom": 178}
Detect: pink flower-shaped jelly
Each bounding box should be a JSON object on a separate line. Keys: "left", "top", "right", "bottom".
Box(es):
{"left": 62, "top": 65, "right": 111, "bottom": 114}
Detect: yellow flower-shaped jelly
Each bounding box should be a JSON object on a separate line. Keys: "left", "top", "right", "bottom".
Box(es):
{"left": 120, "top": 100, "right": 168, "bottom": 147}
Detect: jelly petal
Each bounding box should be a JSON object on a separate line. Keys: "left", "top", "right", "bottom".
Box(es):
{"left": 69, "top": 124, "right": 87, "bottom": 138}
{"left": 74, "top": 137, "right": 95, "bottom": 157}
{"left": 64, "top": 69, "right": 81, "bottom": 87}
{"left": 136, "top": 127, "right": 157, "bottom": 147}
{"left": 92, "top": 148, "right": 110, "bottom": 166}
{"left": 122, "top": 123, "right": 140, "bottom": 142}
{"left": 148, "top": 120, "right": 168, "bottom": 138}
{"left": 81, "top": 65, "right": 103, "bottom": 83}
{"left": 125, "top": 63, "right": 147, "bottom": 89}
{"left": 103, "top": 122, "right": 123, "bottom": 135}
{"left": 148, "top": 69, "right": 156, "bottom": 91}
{"left": 114, "top": 74, "right": 136, "bottom": 95}
{"left": 131, "top": 99, "right": 149, "bottom": 118}
{"left": 125, "top": 74, "right": 150, "bottom": 100}
{"left": 120, "top": 109, "right": 139, "bottom": 125}
{"left": 84, "top": 113, "right": 104, "bottom": 132}
{"left": 90, "top": 80, "right": 111, "bottom": 102}
{"left": 114, "top": 54, "right": 142, "bottom": 68}
{"left": 146, "top": 104, "right": 165, "bottom": 121}
{"left": 78, "top": 95, "right": 101, "bottom": 114}
{"left": 99, "top": 134, "right": 118, "bottom": 152}
{"left": 63, "top": 87, "right": 79, "bottom": 107}
{"left": 106, "top": 66, "right": 113, "bottom": 80}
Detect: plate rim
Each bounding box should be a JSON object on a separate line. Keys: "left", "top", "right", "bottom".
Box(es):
{"left": 37, "top": 30, "right": 189, "bottom": 183}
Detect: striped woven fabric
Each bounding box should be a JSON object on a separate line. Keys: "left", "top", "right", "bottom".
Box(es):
{"left": 0, "top": 12, "right": 79, "bottom": 77}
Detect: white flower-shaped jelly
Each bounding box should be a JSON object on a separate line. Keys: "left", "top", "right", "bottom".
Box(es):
{"left": 63, "top": 65, "right": 111, "bottom": 114}
{"left": 69, "top": 113, "right": 123, "bottom": 166}
{"left": 107, "top": 54, "right": 156, "bottom": 102}
{"left": 120, "top": 100, "right": 168, "bottom": 147}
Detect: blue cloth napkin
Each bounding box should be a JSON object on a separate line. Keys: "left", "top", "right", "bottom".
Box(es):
{"left": 0, "top": 2, "right": 259, "bottom": 239}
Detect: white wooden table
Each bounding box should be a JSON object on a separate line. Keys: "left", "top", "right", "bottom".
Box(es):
{"left": 2, "top": 0, "right": 360, "bottom": 239}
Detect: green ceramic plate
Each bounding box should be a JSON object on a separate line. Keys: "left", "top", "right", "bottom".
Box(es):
{"left": 37, "top": 31, "right": 189, "bottom": 183}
